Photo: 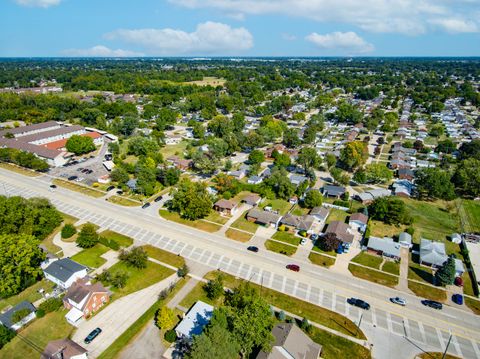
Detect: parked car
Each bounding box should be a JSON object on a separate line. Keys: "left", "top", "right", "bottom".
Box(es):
{"left": 310, "top": 234, "right": 318, "bottom": 241}
{"left": 81, "top": 168, "right": 89, "bottom": 173}
{"left": 141, "top": 202, "right": 151, "bottom": 209}
{"left": 106, "top": 185, "right": 115, "bottom": 191}
{"left": 49, "top": 184, "right": 57, "bottom": 189}
{"left": 76, "top": 177, "right": 84, "bottom": 182}
{"left": 286, "top": 264, "right": 300, "bottom": 272}
{"left": 67, "top": 175, "right": 78, "bottom": 181}
{"left": 154, "top": 195, "right": 163, "bottom": 202}
{"left": 454, "top": 277, "right": 463, "bottom": 287}
{"left": 87, "top": 169, "right": 93, "bottom": 174}
{"left": 421, "top": 300, "right": 443, "bottom": 310}
{"left": 84, "top": 327, "right": 102, "bottom": 344}
{"left": 247, "top": 246, "right": 259, "bottom": 253}
{"left": 116, "top": 190, "right": 123, "bottom": 195}
{"left": 390, "top": 297, "right": 407, "bottom": 306}
{"left": 300, "top": 238, "right": 307, "bottom": 245}
{"left": 452, "top": 294, "right": 463, "bottom": 305}
{"left": 347, "top": 298, "right": 370, "bottom": 310}
{"left": 77, "top": 167, "right": 84, "bottom": 172}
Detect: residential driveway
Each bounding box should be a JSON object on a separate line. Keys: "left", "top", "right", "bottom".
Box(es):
{"left": 218, "top": 203, "right": 251, "bottom": 234}
{"left": 72, "top": 273, "right": 178, "bottom": 358}
{"left": 118, "top": 320, "right": 165, "bottom": 359}
{"left": 396, "top": 247, "right": 413, "bottom": 294}
{"left": 329, "top": 235, "right": 362, "bottom": 275}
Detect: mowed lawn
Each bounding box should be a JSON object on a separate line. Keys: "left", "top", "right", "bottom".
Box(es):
{"left": 457, "top": 199, "right": 480, "bottom": 233}
{"left": 71, "top": 243, "right": 110, "bottom": 268}
{"left": 230, "top": 210, "right": 259, "bottom": 233}
{"left": 159, "top": 209, "right": 222, "bottom": 233}
{"left": 0, "top": 279, "right": 55, "bottom": 312}
{"left": 99, "top": 230, "right": 134, "bottom": 247}
{"left": 142, "top": 244, "right": 185, "bottom": 267}
{"left": 0, "top": 310, "right": 74, "bottom": 359}
{"left": 108, "top": 260, "right": 174, "bottom": 300}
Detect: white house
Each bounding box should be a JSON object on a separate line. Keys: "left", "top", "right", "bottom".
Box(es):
{"left": 43, "top": 258, "right": 88, "bottom": 289}
{"left": 0, "top": 301, "right": 36, "bottom": 331}
{"left": 349, "top": 213, "right": 369, "bottom": 233}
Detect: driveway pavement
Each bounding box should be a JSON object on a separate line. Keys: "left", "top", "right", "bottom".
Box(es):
{"left": 52, "top": 232, "right": 82, "bottom": 258}
{"left": 396, "top": 247, "right": 413, "bottom": 294}
{"left": 72, "top": 273, "right": 178, "bottom": 358}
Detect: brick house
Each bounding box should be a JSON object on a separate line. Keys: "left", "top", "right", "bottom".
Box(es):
{"left": 213, "top": 199, "right": 238, "bottom": 216}
{"left": 64, "top": 279, "right": 110, "bottom": 325}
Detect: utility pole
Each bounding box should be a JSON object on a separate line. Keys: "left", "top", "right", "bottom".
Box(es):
{"left": 442, "top": 333, "right": 453, "bottom": 359}
{"left": 357, "top": 312, "right": 364, "bottom": 336}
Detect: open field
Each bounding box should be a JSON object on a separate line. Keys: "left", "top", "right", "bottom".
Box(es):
{"left": 71, "top": 243, "right": 109, "bottom": 268}
{"left": 142, "top": 244, "right": 185, "bottom": 267}
{"left": 108, "top": 261, "right": 174, "bottom": 300}
{"left": 0, "top": 310, "right": 74, "bottom": 359}
{"left": 159, "top": 209, "right": 222, "bottom": 233}
{"left": 368, "top": 220, "right": 406, "bottom": 238}
{"left": 265, "top": 239, "right": 297, "bottom": 256}
{"left": 184, "top": 76, "right": 226, "bottom": 87}
{"left": 106, "top": 195, "right": 141, "bottom": 207}
{"left": 98, "top": 277, "right": 189, "bottom": 359}
{"left": 0, "top": 279, "right": 55, "bottom": 312}
{"left": 457, "top": 199, "right": 480, "bottom": 233}
{"left": 179, "top": 281, "right": 225, "bottom": 310}
{"left": 160, "top": 140, "right": 189, "bottom": 159}
{"left": 0, "top": 162, "right": 40, "bottom": 177}
{"left": 348, "top": 264, "right": 398, "bottom": 288}
{"left": 225, "top": 228, "right": 253, "bottom": 242}
{"left": 309, "top": 252, "right": 336, "bottom": 267}
{"left": 53, "top": 178, "right": 105, "bottom": 198}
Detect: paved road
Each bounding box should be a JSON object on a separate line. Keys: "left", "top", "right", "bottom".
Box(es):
{"left": 1, "top": 169, "right": 480, "bottom": 359}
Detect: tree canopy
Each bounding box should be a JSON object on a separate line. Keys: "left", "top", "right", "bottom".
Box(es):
{"left": 66, "top": 135, "right": 96, "bottom": 155}
{"left": 368, "top": 197, "right": 412, "bottom": 225}
{"left": 340, "top": 141, "right": 368, "bottom": 170}
{"left": 170, "top": 178, "right": 212, "bottom": 220}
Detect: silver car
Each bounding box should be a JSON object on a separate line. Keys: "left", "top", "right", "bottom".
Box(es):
{"left": 390, "top": 297, "right": 407, "bottom": 306}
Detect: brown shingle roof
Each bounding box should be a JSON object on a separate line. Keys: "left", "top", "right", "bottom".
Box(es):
{"left": 42, "top": 338, "right": 87, "bottom": 359}
{"left": 326, "top": 221, "right": 354, "bottom": 243}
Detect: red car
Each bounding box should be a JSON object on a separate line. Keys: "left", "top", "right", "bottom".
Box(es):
{"left": 286, "top": 264, "right": 300, "bottom": 272}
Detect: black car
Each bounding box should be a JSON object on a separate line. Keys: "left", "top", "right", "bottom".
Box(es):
{"left": 347, "top": 298, "right": 370, "bottom": 310}
{"left": 247, "top": 246, "right": 259, "bottom": 252}
{"left": 68, "top": 175, "right": 78, "bottom": 181}
{"left": 154, "top": 195, "right": 163, "bottom": 202}
{"left": 87, "top": 169, "right": 93, "bottom": 174}
{"left": 84, "top": 327, "right": 102, "bottom": 344}
{"left": 116, "top": 190, "right": 124, "bottom": 195}
{"left": 106, "top": 185, "right": 115, "bottom": 191}
{"left": 421, "top": 300, "right": 443, "bottom": 310}
{"left": 142, "top": 202, "right": 151, "bottom": 209}
{"left": 49, "top": 184, "right": 57, "bottom": 189}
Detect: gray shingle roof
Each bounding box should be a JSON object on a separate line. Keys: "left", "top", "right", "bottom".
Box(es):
{"left": 44, "top": 258, "right": 87, "bottom": 283}
{"left": 0, "top": 301, "right": 35, "bottom": 328}
{"left": 367, "top": 237, "right": 401, "bottom": 257}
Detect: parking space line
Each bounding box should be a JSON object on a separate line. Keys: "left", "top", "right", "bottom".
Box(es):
{"left": 451, "top": 335, "right": 463, "bottom": 358}
{"left": 472, "top": 340, "right": 480, "bottom": 358}
{"left": 436, "top": 328, "right": 446, "bottom": 351}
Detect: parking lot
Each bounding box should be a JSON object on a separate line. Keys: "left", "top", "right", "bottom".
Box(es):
{"left": 49, "top": 140, "right": 110, "bottom": 186}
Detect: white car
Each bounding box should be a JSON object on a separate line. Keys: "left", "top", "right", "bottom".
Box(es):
{"left": 76, "top": 177, "right": 84, "bottom": 182}
{"left": 390, "top": 297, "right": 407, "bottom": 306}
{"left": 300, "top": 238, "right": 307, "bottom": 245}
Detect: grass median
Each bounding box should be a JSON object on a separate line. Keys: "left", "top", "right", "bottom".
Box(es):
{"left": 142, "top": 244, "right": 185, "bottom": 268}
{"left": 106, "top": 195, "right": 141, "bottom": 207}
{"left": 159, "top": 209, "right": 222, "bottom": 233}
{"left": 348, "top": 264, "right": 398, "bottom": 288}
{"left": 225, "top": 228, "right": 253, "bottom": 242}
{"left": 309, "top": 252, "right": 336, "bottom": 268}
{"left": 265, "top": 239, "right": 297, "bottom": 256}
{"left": 53, "top": 178, "right": 105, "bottom": 198}
{"left": 407, "top": 280, "right": 447, "bottom": 302}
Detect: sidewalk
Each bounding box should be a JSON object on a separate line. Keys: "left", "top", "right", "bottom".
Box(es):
{"left": 52, "top": 232, "right": 82, "bottom": 258}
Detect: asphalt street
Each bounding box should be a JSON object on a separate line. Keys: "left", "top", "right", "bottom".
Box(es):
{"left": 1, "top": 169, "right": 479, "bottom": 359}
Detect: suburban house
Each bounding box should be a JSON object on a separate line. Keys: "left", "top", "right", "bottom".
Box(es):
{"left": 63, "top": 278, "right": 110, "bottom": 325}
{"left": 355, "top": 188, "right": 391, "bottom": 204}
{"left": 419, "top": 238, "right": 465, "bottom": 276}
{"left": 0, "top": 301, "right": 36, "bottom": 331}
{"left": 321, "top": 185, "right": 346, "bottom": 198}
{"left": 256, "top": 323, "right": 322, "bottom": 359}
{"left": 399, "top": 232, "right": 413, "bottom": 248}
{"left": 42, "top": 338, "right": 88, "bottom": 359}
{"left": 43, "top": 258, "right": 88, "bottom": 289}
{"left": 213, "top": 199, "right": 238, "bottom": 216}
{"left": 398, "top": 168, "right": 414, "bottom": 181}
{"left": 289, "top": 175, "right": 308, "bottom": 186}
{"left": 309, "top": 207, "right": 329, "bottom": 223}
{"left": 242, "top": 193, "right": 262, "bottom": 207}
{"left": 392, "top": 180, "right": 414, "bottom": 198}
{"left": 280, "top": 214, "right": 316, "bottom": 234}
{"left": 175, "top": 301, "right": 213, "bottom": 340}
{"left": 246, "top": 208, "right": 282, "bottom": 228}
{"left": 325, "top": 221, "right": 354, "bottom": 244}
{"left": 367, "top": 237, "right": 401, "bottom": 260}
{"left": 349, "top": 213, "right": 369, "bottom": 233}
{"left": 167, "top": 155, "right": 193, "bottom": 171}
{"left": 247, "top": 175, "right": 263, "bottom": 185}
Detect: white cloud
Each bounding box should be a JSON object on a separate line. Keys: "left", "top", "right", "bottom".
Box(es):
{"left": 62, "top": 45, "right": 144, "bottom": 57}
{"left": 15, "top": 0, "right": 61, "bottom": 7}
{"left": 306, "top": 31, "right": 374, "bottom": 54}
{"left": 281, "top": 33, "right": 297, "bottom": 41}
{"left": 429, "top": 18, "right": 479, "bottom": 33}
{"left": 104, "top": 22, "right": 253, "bottom": 54}
{"left": 169, "top": 0, "right": 479, "bottom": 35}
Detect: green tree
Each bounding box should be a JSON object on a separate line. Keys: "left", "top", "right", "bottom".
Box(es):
{"left": 325, "top": 153, "right": 337, "bottom": 168}
{"left": 66, "top": 135, "right": 96, "bottom": 155}
{"left": 303, "top": 190, "right": 323, "bottom": 208}
{"left": 204, "top": 275, "right": 224, "bottom": 300}
{"left": 0, "top": 234, "right": 45, "bottom": 298}
{"left": 362, "top": 164, "right": 393, "bottom": 184}
{"left": 436, "top": 139, "right": 457, "bottom": 154}
{"left": 296, "top": 147, "right": 321, "bottom": 173}
{"left": 452, "top": 158, "right": 480, "bottom": 197}
{"left": 110, "top": 272, "right": 129, "bottom": 288}
{"left": 248, "top": 150, "right": 265, "bottom": 165}
{"left": 11, "top": 308, "right": 31, "bottom": 324}
{"left": 282, "top": 128, "right": 301, "bottom": 148}
{"left": 340, "top": 141, "right": 368, "bottom": 170}
{"left": 157, "top": 167, "right": 181, "bottom": 187}
{"left": 435, "top": 256, "right": 456, "bottom": 286}
{"left": 110, "top": 168, "right": 129, "bottom": 185}
{"left": 415, "top": 168, "right": 456, "bottom": 200}
{"left": 61, "top": 224, "right": 76, "bottom": 239}
{"left": 119, "top": 247, "right": 148, "bottom": 269}
{"left": 0, "top": 325, "right": 15, "bottom": 349}
{"left": 170, "top": 178, "right": 212, "bottom": 220}
{"left": 330, "top": 167, "right": 350, "bottom": 186}
{"left": 368, "top": 197, "right": 412, "bottom": 225}
{"left": 155, "top": 306, "right": 176, "bottom": 330}
{"left": 273, "top": 151, "right": 291, "bottom": 167}
{"left": 76, "top": 223, "right": 99, "bottom": 248}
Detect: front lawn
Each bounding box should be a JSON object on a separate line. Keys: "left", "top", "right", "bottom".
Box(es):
{"left": 407, "top": 281, "right": 447, "bottom": 302}
{"left": 230, "top": 210, "right": 259, "bottom": 233}
{"left": 265, "top": 240, "right": 297, "bottom": 256}
{"left": 108, "top": 261, "right": 175, "bottom": 300}
{"left": 159, "top": 209, "right": 222, "bottom": 233}
{"left": 225, "top": 228, "right": 253, "bottom": 242}
{"left": 0, "top": 310, "right": 74, "bottom": 359}
{"left": 348, "top": 264, "right": 398, "bottom": 288}
{"left": 382, "top": 261, "right": 400, "bottom": 275}
{"left": 99, "top": 230, "right": 134, "bottom": 247}
{"left": 464, "top": 296, "right": 480, "bottom": 315}
{"left": 309, "top": 252, "right": 336, "bottom": 268}
{"left": 325, "top": 209, "right": 349, "bottom": 224}
{"left": 71, "top": 244, "right": 110, "bottom": 268}
{"left": 0, "top": 279, "right": 55, "bottom": 312}
{"left": 179, "top": 280, "right": 225, "bottom": 310}
{"left": 351, "top": 252, "right": 383, "bottom": 269}
{"left": 142, "top": 245, "right": 185, "bottom": 268}
{"left": 272, "top": 231, "right": 301, "bottom": 246}
{"left": 42, "top": 212, "right": 79, "bottom": 254}
{"left": 368, "top": 220, "right": 406, "bottom": 238}
{"left": 205, "top": 211, "right": 229, "bottom": 225}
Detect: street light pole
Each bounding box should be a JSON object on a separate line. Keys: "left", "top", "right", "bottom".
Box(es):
{"left": 441, "top": 333, "right": 453, "bottom": 359}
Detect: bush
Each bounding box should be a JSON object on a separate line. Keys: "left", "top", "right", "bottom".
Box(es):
{"left": 204, "top": 275, "right": 224, "bottom": 300}
{"left": 177, "top": 264, "right": 189, "bottom": 278}
{"left": 406, "top": 227, "right": 415, "bottom": 235}
{"left": 0, "top": 325, "right": 16, "bottom": 349}
{"left": 164, "top": 329, "right": 177, "bottom": 343}
{"left": 61, "top": 224, "right": 77, "bottom": 239}
{"left": 333, "top": 200, "right": 349, "bottom": 208}
{"left": 35, "top": 309, "right": 45, "bottom": 318}
{"left": 11, "top": 308, "right": 31, "bottom": 324}
{"left": 298, "top": 230, "right": 307, "bottom": 237}
{"left": 99, "top": 236, "right": 120, "bottom": 250}
{"left": 38, "top": 297, "right": 63, "bottom": 313}
{"left": 76, "top": 223, "right": 99, "bottom": 248}
{"left": 119, "top": 247, "right": 148, "bottom": 269}
{"left": 277, "top": 310, "right": 286, "bottom": 321}
{"left": 278, "top": 224, "right": 287, "bottom": 232}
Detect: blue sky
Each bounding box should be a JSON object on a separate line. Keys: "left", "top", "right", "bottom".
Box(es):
{"left": 1, "top": 0, "right": 480, "bottom": 57}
